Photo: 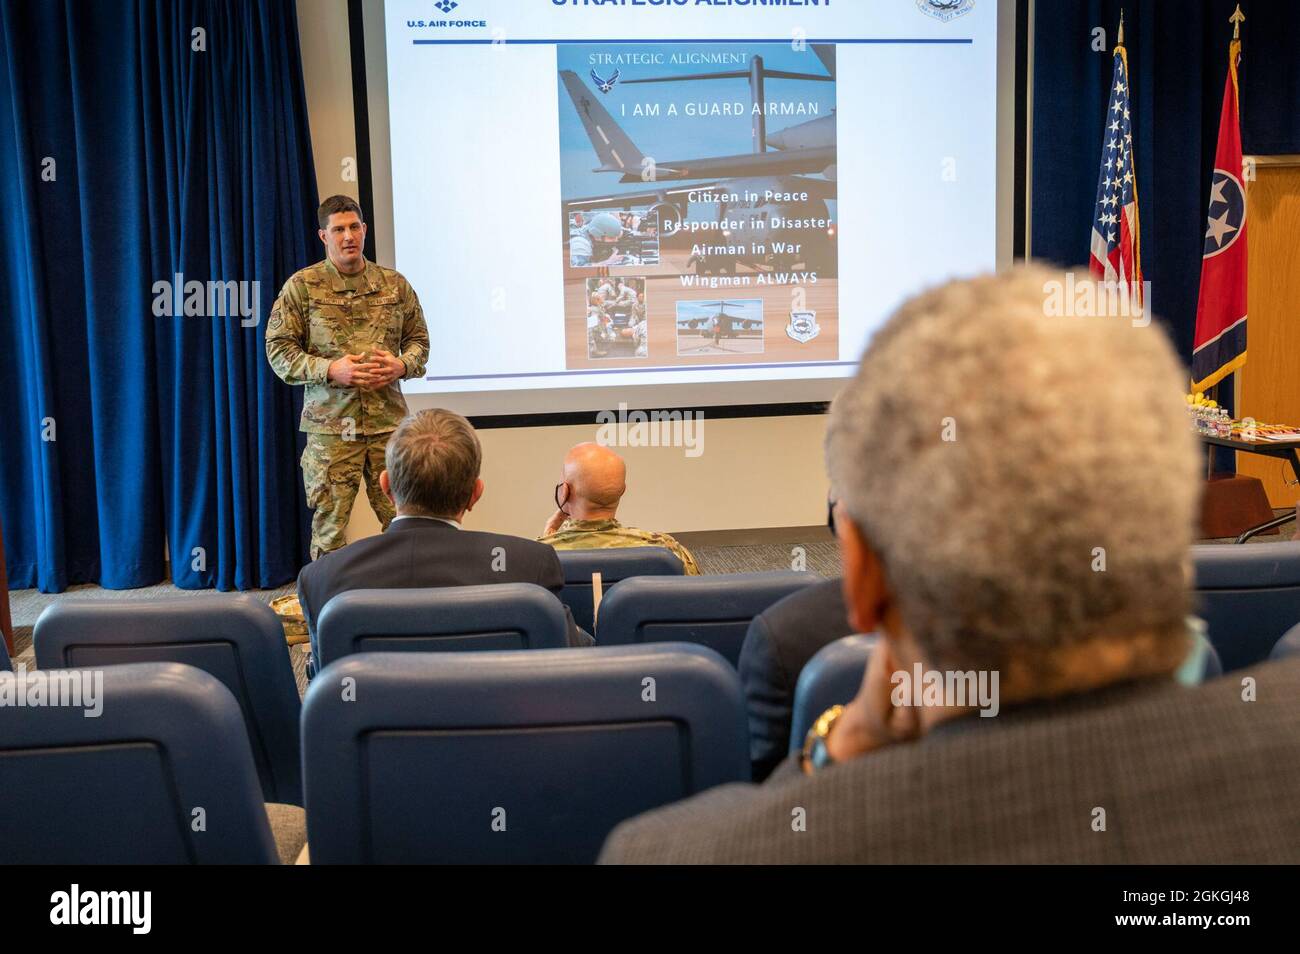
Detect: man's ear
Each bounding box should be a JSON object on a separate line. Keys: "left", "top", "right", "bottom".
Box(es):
{"left": 379, "top": 469, "right": 394, "bottom": 504}
{"left": 837, "top": 513, "right": 890, "bottom": 635}
{"left": 465, "top": 477, "right": 485, "bottom": 513}
{"left": 318, "top": 228, "right": 327, "bottom": 247}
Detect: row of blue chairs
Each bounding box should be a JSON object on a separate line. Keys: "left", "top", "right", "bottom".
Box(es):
{"left": 9, "top": 534, "right": 1297, "bottom": 673}
{"left": 318, "top": 571, "right": 818, "bottom": 668}
{"left": 0, "top": 645, "right": 749, "bottom": 864}
{"left": 4, "top": 540, "right": 1300, "bottom": 863}
{"left": 11, "top": 568, "right": 819, "bottom": 811}
{"left": 8, "top": 622, "right": 1288, "bottom": 865}
{"left": 554, "top": 546, "right": 685, "bottom": 634}
{"left": 547, "top": 540, "right": 1300, "bottom": 671}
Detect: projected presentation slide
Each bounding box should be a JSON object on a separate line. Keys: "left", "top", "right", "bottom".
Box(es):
{"left": 559, "top": 41, "right": 838, "bottom": 371}
{"left": 383, "top": 0, "right": 999, "bottom": 398}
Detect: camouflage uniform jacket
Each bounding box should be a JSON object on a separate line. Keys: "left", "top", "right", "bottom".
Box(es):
{"left": 539, "top": 518, "right": 701, "bottom": 575}
{"left": 265, "top": 258, "right": 429, "bottom": 434}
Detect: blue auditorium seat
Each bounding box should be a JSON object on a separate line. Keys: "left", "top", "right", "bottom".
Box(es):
{"left": 0, "top": 662, "right": 280, "bottom": 863}
{"left": 314, "top": 583, "right": 570, "bottom": 668}
{"left": 1192, "top": 542, "right": 1300, "bottom": 670}
{"left": 556, "top": 546, "right": 684, "bottom": 635}
{"left": 1270, "top": 622, "right": 1300, "bottom": 660}
{"left": 789, "top": 634, "right": 876, "bottom": 753}
{"left": 34, "top": 594, "right": 303, "bottom": 805}
{"left": 302, "top": 644, "right": 749, "bottom": 863}
{"left": 596, "top": 571, "right": 821, "bottom": 666}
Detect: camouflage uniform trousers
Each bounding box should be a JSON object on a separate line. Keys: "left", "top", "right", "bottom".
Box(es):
{"left": 302, "top": 432, "right": 396, "bottom": 560}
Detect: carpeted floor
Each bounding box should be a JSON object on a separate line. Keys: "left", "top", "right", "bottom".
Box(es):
{"left": 4, "top": 538, "right": 845, "bottom": 696}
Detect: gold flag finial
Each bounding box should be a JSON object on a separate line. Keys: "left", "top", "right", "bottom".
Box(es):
{"left": 1230, "top": 4, "right": 1245, "bottom": 40}
{"left": 1118, "top": 10, "right": 1125, "bottom": 45}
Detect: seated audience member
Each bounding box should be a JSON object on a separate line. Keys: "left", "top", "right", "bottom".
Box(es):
{"left": 297, "top": 409, "right": 593, "bottom": 665}
{"left": 539, "top": 442, "right": 700, "bottom": 575}
{"left": 740, "top": 578, "right": 854, "bottom": 781}
{"left": 599, "top": 267, "right": 1300, "bottom": 864}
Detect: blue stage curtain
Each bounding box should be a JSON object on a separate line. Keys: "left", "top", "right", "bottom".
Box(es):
{"left": 0, "top": 0, "right": 317, "bottom": 592}
{"left": 1030, "top": 0, "right": 1300, "bottom": 363}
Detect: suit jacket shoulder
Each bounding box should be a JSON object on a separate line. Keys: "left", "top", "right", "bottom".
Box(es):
{"left": 299, "top": 524, "right": 555, "bottom": 609}
{"left": 601, "top": 659, "right": 1300, "bottom": 864}
{"left": 297, "top": 521, "right": 584, "bottom": 646}
{"left": 738, "top": 578, "right": 852, "bottom": 781}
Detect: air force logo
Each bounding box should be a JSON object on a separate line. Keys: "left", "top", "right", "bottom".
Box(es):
{"left": 916, "top": 0, "right": 975, "bottom": 22}
{"left": 433, "top": 0, "right": 458, "bottom": 12}
{"left": 1203, "top": 169, "right": 1246, "bottom": 258}
{"left": 591, "top": 69, "right": 621, "bottom": 94}
{"left": 786, "top": 311, "right": 820, "bottom": 344}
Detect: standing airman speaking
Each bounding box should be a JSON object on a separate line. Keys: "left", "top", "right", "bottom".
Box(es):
{"left": 266, "top": 195, "right": 430, "bottom": 560}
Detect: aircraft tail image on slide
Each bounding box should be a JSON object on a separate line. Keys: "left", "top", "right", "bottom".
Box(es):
{"left": 557, "top": 43, "right": 840, "bottom": 276}
{"left": 620, "top": 45, "right": 834, "bottom": 163}
{"left": 559, "top": 70, "right": 650, "bottom": 177}
{"left": 558, "top": 46, "right": 836, "bottom": 184}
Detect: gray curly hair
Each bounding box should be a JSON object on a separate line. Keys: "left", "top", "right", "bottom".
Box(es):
{"left": 826, "top": 266, "right": 1200, "bottom": 674}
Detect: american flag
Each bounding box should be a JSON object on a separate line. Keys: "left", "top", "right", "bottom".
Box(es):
{"left": 1088, "top": 38, "right": 1143, "bottom": 303}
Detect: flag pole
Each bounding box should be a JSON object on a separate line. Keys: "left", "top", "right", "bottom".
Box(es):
{"left": 1191, "top": 3, "right": 1248, "bottom": 395}
{"left": 1115, "top": 10, "right": 1142, "bottom": 305}
{"left": 1229, "top": 3, "right": 1245, "bottom": 420}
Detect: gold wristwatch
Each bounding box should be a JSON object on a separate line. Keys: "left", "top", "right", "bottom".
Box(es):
{"left": 801, "top": 704, "right": 844, "bottom": 775}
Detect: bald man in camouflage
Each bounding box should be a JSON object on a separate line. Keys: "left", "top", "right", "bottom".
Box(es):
{"left": 266, "top": 195, "right": 430, "bottom": 560}
{"left": 539, "top": 443, "right": 700, "bottom": 574}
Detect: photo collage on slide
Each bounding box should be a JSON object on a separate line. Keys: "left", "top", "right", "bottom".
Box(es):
{"left": 558, "top": 41, "right": 840, "bottom": 369}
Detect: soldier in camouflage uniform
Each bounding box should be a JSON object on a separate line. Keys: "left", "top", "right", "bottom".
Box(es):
{"left": 266, "top": 195, "right": 430, "bottom": 560}
{"left": 538, "top": 442, "right": 701, "bottom": 575}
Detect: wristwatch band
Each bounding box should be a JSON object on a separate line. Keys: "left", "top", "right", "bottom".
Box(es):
{"left": 801, "top": 704, "right": 844, "bottom": 775}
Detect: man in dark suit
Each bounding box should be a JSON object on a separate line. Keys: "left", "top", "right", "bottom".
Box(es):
{"left": 739, "top": 579, "right": 852, "bottom": 781}
{"left": 298, "top": 408, "right": 592, "bottom": 671}
{"left": 599, "top": 267, "right": 1300, "bottom": 863}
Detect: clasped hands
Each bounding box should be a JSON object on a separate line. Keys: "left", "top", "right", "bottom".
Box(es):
{"left": 327, "top": 349, "right": 405, "bottom": 390}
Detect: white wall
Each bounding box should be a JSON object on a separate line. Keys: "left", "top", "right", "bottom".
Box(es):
{"left": 294, "top": 0, "right": 832, "bottom": 540}
{"left": 296, "top": 1, "right": 357, "bottom": 206}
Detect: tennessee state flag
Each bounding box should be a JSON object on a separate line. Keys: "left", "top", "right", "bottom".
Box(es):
{"left": 1191, "top": 35, "right": 1247, "bottom": 392}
